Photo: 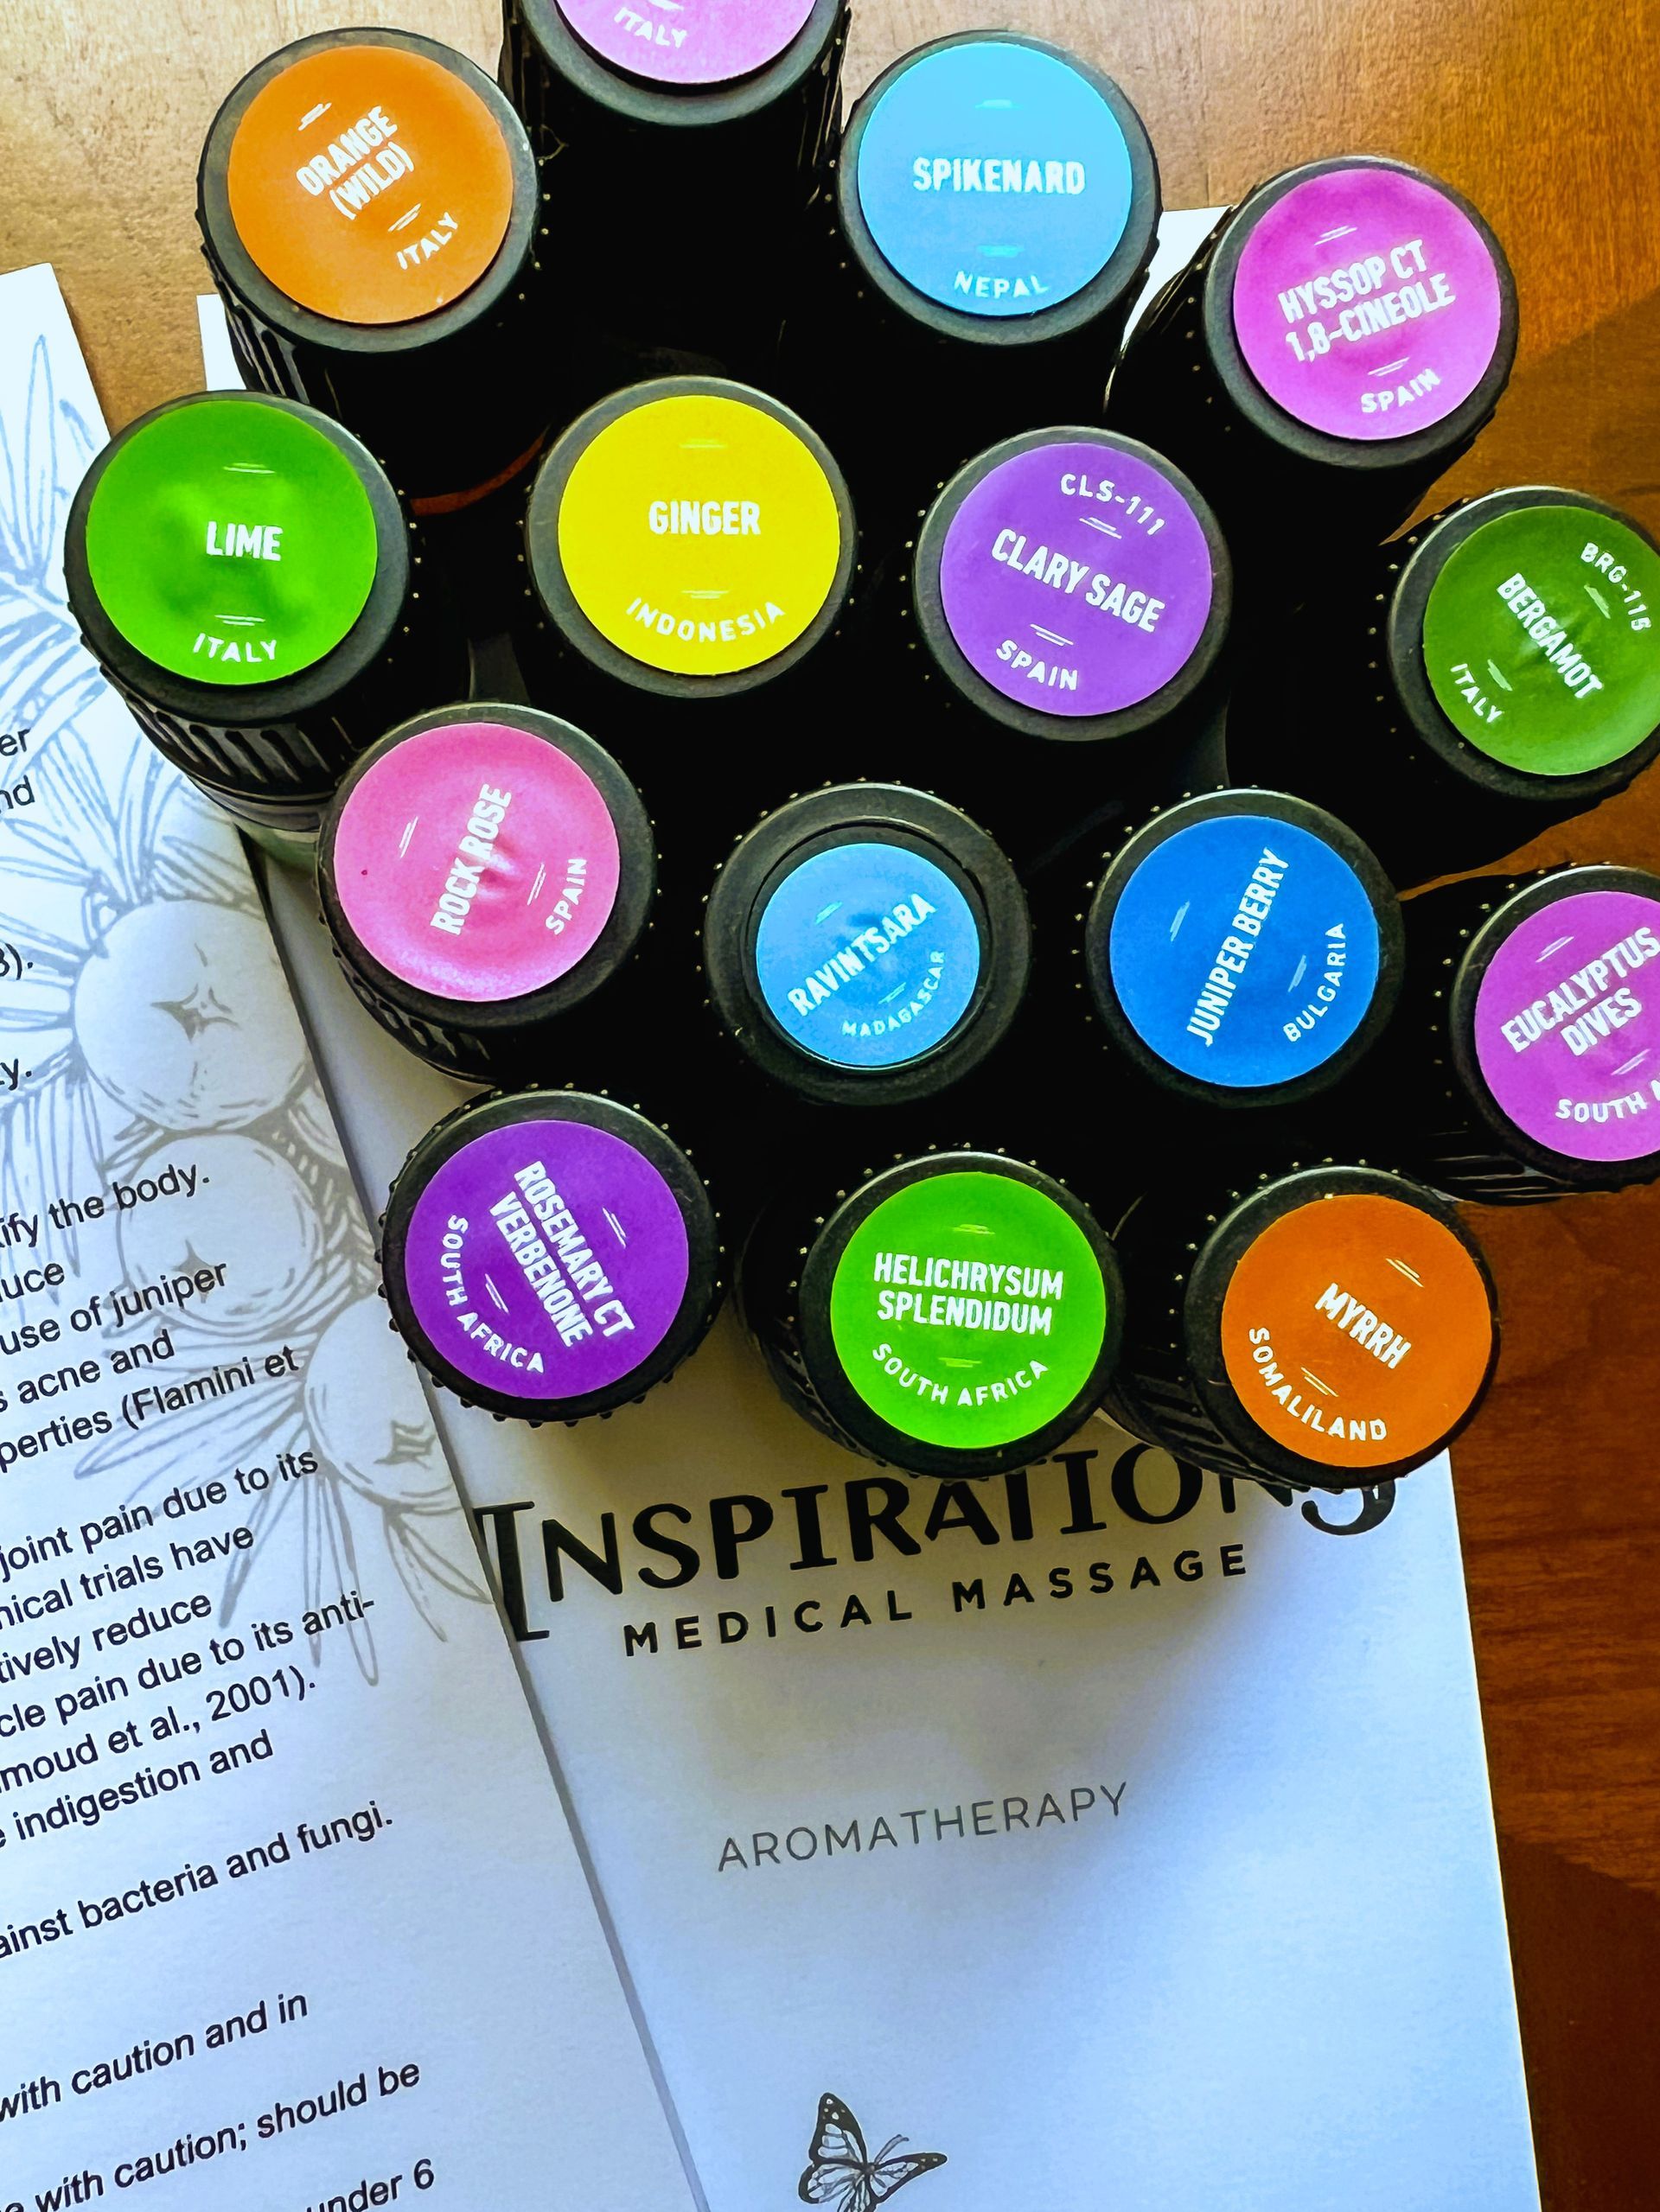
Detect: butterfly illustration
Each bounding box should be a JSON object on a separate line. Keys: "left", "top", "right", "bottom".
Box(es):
{"left": 798, "top": 2093, "right": 947, "bottom": 2209}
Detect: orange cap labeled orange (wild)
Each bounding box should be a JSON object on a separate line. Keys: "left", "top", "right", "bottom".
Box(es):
{"left": 227, "top": 45, "right": 514, "bottom": 327}
{"left": 1219, "top": 1193, "right": 1492, "bottom": 1470}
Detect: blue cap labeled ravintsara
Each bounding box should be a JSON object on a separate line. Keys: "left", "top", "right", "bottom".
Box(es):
{"left": 703, "top": 785, "right": 1030, "bottom": 1107}
{"left": 1082, "top": 789, "right": 1403, "bottom": 1108}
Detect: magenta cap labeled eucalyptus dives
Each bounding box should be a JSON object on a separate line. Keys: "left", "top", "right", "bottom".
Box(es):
{"left": 914, "top": 428, "right": 1230, "bottom": 746}
{"left": 319, "top": 704, "right": 655, "bottom": 1080}
{"left": 1395, "top": 864, "right": 1660, "bottom": 1199}
{"left": 382, "top": 1089, "right": 723, "bottom": 1423}
{"left": 64, "top": 390, "right": 434, "bottom": 837}
{"left": 1108, "top": 156, "right": 1517, "bottom": 547}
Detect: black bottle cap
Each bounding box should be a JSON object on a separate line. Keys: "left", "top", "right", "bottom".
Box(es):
{"left": 1407, "top": 864, "right": 1660, "bottom": 1196}
{"left": 912, "top": 427, "right": 1230, "bottom": 746}
{"left": 738, "top": 1147, "right": 1126, "bottom": 1482}
{"left": 198, "top": 29, "right": 546, "bottom": 510}
{"left": 506, "top": 0, "right": 848, "bottom": 134}
{"left": 1108, "top": 158, "right": 1517, "bottom": 564}
{"left": 1227, "top": 488, "right": 1660, "bottom": 887}
{"left": 524, "top": 375, "right": 857, "bottom": 703}
{"left": 382, "top": 1087, "right": 723, "bottom": 1424}
{"left": 1197, "top": 156, "right": 1516, "bottom": 475}
{"left": 1388, "top": 488, "right": 1660, "bottom": 805}
{"left": 1082, "top": 788, "right": 1404, "bottom": 1109}
{"left": 1106, "top": 1163, "right": 1498, "bottom": 1489}
{"left": 835, "top": 33, "right": 1159, "bottom": 354}
{"left": 319, "top": 704, "right": 656, "bottom": 1081}
{"left": 64, "top": 391, "right": 427, "bottom": 826}
{"left": 703, "top": 783, "right": 1031, "bottom": 1106}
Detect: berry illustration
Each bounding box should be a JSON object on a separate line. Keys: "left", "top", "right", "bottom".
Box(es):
{"left": 74, "top": 899, "right": 307, "bottom": 1130}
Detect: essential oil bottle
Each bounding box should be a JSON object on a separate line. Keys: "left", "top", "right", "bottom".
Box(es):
{"left": 501, "top": 0, "right": 849, "bottom": 386}
{"left": 319, "top": 704, "right": 656, "bottom": 1081}
{"left": 199, "top": 29, "right": 550, "bottom": 513}
{"left": 905, "top": 427, "right": 1230, "bottom": 865}
{"left": 738, "top": 1146, "right": 1125, "bottom": 1481}
{"left": 1104, "top": 1162, "right": 1499, "bottom": 1489}
{"left": 1228, "top": 488, "right": 1660, "bottom": 883}
{"left": 783, "top": 33, "right": 1160, "bottom": 529}
{"left": 1385, "top": 864, "right": 1660, "bottom": 1200}
{"left": 520, "top": 376, "right": 858, "bottom": 818}
{"left": 65, "top": 391, "right": 452, "bottom": 848}
{"left": 1108, "top": 157, "right": 1517, "bottom": 570}
{"left": 382, "top": 1088, "right": 724, "bottom": 1423}
{"left": 1078, "top": 788, "right": 1404, "bottom": 1112}
{"left": 702, "top": 783, "right": 1031, "bottom": 1107}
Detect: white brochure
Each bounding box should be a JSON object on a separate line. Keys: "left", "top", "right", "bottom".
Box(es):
{"left": 0, "top": 265, "right": 698, "bottom": 2212}
{"left": 212, "top": 213, "right": 1540, "bottom": 2209}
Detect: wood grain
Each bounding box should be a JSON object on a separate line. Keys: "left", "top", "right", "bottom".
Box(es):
{"left": 3, "top": 4, "right": 1658, "bottom": 2202}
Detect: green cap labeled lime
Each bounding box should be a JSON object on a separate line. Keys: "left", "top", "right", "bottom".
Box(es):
{"left": 83, "top": 397, "right": 380, "bottom": 687}
{"left": 1421, "top": 500, "right": 1660, "bottom": 777}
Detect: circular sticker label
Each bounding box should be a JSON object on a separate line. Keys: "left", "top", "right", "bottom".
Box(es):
{"left": 555, "top": 0, "right": 814, "bottom": 86}
{"left": 828, "top": 1170, "right": 1108, "bottom": 1449}
{"left": 938, "top": 442, "right": 1214, "bottom": 717}
{"left": 1231, "top": 167, "right": 1503, "bottom": 442}
{"left": 753, "top": 841, "right": 982, "bottom": 1068}
{"left": 1421, "top": 506, "right": 1660, "bottom": 776}
{"left": 557, "top": 392, "right": 843, "bottom": 677}
{"left": 84, "top": 400, "right": 379, "bottom": 686}
{"left": 1106, "top": 814, "right": 1382, "bottom": 1087}
{"left": 227, "top": 45, "right": 514, "bottom": 326}
{"left": 404, "top": 1120, "right": 690, "bottom": 1399}
{"left": 331, "top": 722, "right": 622, "bottom": 1005}
{"left": 855, "top": 41, "right": 1133, "bottom": 318}
{"left": 1220, "top": 1193, "right": 1491, "bottom": 1469}
{"left": 1472, "top": 889, "right": 1660, "bottom": 1163}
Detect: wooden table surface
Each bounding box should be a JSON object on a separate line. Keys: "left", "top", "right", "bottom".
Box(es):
{"left": 5, "top": 3, "right": 1658, "bottom": 2202}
